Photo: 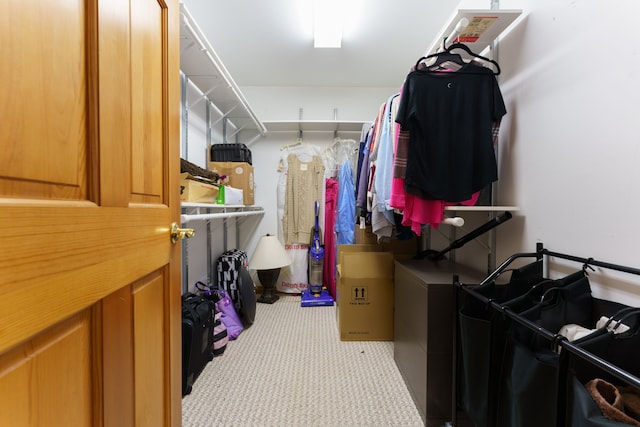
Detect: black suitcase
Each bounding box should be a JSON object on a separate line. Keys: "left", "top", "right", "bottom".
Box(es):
{"left": 216, "top": 249, "right": 256, "bottom": 326}
{"left": 182, "top": 292, "right": 215, "bottom": 396}
{"left": 210, "top": 143, "right": 252, "bottom": 165}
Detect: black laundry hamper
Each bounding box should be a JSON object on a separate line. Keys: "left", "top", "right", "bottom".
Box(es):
{"left": 457, "top": 258, "right": 544, "bottom": 427}
{"left": 457, "top": 262, "right": 595, "bottom": 427}
{"left": 568, "top": 375, "right": 637, "bottom": 427}
{"left": 493, "top": 270, "right": 593, "bottom": 427}
{"left": 457, "top": 247, "right": 640, "bottom": 427}
{"left": 565, "top": 309, "right": 640, "bottom": 426}
{"left": 459, "top": 266, "right": 621, "bottom": 427}
{"left": 495, "top": 277, "right": 632, "bottom": 427}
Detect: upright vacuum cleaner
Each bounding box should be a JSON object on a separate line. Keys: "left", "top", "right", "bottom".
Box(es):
{"left": 301, "top": 201, "right": 334, "bottom": 307}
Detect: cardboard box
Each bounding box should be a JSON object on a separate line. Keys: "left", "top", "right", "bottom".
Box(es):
{"left": 355, "top": 225, "right": 378, "bottom": 245}
{"left": 223, "top": 185, "right": 244, "bottom": 205}
{"left": 209, "top": 161, "right": 254, "bottom": 205}
{"left": 355, "top": 225, "right": 418, "bottom": 260}
{"left": 336, "top": 244, "right": 394, "bottom": 341}
{"left": 179, "top": 172, "right": 219, "bottom": 203}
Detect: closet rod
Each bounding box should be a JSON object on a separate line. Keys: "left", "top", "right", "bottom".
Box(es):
{"left": 181, "top": 209, "right": 264, "bottom": 223}
{"left": 540, "top": 248, "right": 640, "bottom": 277}
{"left": 426, "top": 17, "right": 470, "bottom": 55}
{"left": 443, "top": 18, "right": 469, "bottom": 50}
{"left": 458, "top": 282, "right": 640, "bottom": 389}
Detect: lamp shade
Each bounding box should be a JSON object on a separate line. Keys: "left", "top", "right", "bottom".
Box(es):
{"left": 248, "top": 234, "right": 291, "bottom": 270}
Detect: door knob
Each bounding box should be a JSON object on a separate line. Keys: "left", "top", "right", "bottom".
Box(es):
{"left": 170, "top": 222, "right": 195, "bottom": 244}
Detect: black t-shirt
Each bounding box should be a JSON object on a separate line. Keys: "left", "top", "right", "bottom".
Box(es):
{"left": 396, "top": 62, "right": 507, "bottom": 202}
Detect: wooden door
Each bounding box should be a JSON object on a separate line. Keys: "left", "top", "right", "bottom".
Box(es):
{"left": 0, "top": 0, "right": 182, "bottom": 426}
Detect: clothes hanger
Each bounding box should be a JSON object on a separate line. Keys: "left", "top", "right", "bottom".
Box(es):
{"left": 281, "top": 140, "right": 302, "bottom": 151}
{"left": 414, "top": 42, "right": 501, "bottom": 75}
{"left": 281, "top": 131, "right": 304, "bottom": 151}
{"left": 421, "top": 51, "right": 465, "bottom": 71}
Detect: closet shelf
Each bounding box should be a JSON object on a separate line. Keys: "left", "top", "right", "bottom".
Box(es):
{"left": 180, "top": 4, "right": 267, "bottom": 137}
{"left": 263, "top": 120, "right": 367, "bottom": 134}
{"left": 180, "top": 203, "right": 264, "bottom": 223}
{"left": 445, "top": 205, "right": 519, "bottom": 212}
{"left": 425, "top": 9, "right": 522, "bottom": 58}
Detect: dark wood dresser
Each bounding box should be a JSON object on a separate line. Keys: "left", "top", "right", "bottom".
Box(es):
{"left": 394, "top": 259, "right": 485, "bottom": 426}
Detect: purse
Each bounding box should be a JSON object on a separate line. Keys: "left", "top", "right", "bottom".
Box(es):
{"left": 196, "top": 281, "right": 244, "bottom": 340}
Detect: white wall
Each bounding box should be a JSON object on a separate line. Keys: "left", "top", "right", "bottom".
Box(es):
{"left": 487, "top": 0, "right": 640, "bottom": 304}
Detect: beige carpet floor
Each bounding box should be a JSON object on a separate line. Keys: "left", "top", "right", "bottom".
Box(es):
{"left": 182, "top": 294, "right": 424, "bottom": 426}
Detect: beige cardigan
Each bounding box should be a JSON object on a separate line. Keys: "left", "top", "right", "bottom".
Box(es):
{"left": 283, "top": 154, "right": 325, "bottom": 245}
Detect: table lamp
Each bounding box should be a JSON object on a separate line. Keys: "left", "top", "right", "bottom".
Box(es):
{"left": 249, "top": 234, "right": 291, "bottom": 304}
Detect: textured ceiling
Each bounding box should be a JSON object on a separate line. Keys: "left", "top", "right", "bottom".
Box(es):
{"left": 181, "top": 0, "right": 462, "bottom": 88}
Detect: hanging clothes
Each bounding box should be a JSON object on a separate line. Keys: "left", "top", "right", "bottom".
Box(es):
{"left": 335, "top": 161, "right": 355, "bottom": 245}
{"left": 323, "top": 178, "right": 338, "bottom": 298}
{"left": 319, "top": 138, "right": 359, "bottom": 297}
{"left": 371, "top": 93, "right": 401, "bottom": 240}
{"left": 391, "top": 120, "right": 480, "bottom": 235}
{"left": 283, "top": 154, "right": 325, "bottom": 245}
{"left": 395, "top": 62, "right": 507, "bottom": 202}
{"left": 323, "top": 137, "right": 359, "bottom": 181}
{"left": 356, "top": 106, "right": 382, "bottom": 212}
{"left": 277, "top": 143, "right": 325, "bottom": 293}
{"left": 354, "top": 122, "right": 372, "bottom": 204}
{"left": 277, "top": 142, "right": 325, "bottom": 240}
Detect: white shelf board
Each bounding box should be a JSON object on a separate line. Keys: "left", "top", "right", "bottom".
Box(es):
{"left": 181, "top": 203, "right": 264, "bottom": 222}
{"left": 180, "top": 4, "right": 266, "bottom": 136}
{"left": 445, "top": 205, "right": 519, "bottom": 212}
{"left": 181, "top": 202, "right": 262, "bottom": 210}
{"left": 263, "top": 120, "right": 368, "bottom": 133}
{"left": 425, "top": 9, "right": 522, "bottom": 57}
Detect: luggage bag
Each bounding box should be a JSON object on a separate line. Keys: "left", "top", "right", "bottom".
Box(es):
{"left": 182, "top": 292, "right": 215, "bottom": 396}
{"left": 210, "top": 143, "right": 252, "bottom": 165}
{"left": 216, "top": 249, "right": 256, "bottom": 326}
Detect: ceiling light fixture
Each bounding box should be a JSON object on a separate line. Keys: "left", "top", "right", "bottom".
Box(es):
{"left": 313, "top": 0, "right": 344, "bottom": 48}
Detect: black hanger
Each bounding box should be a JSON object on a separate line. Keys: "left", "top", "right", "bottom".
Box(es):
{"left": 414, "top": 42, "right": 501, "bottom": 75}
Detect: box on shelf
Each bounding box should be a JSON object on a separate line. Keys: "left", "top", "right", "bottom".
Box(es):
{"left": 179, "top": 172, "right": 219, "bottom": 203}
{"left": 209, "top": 161, "right": 254, "bottom": 205}
{"left": 336, "top": 244, "right": 394, "bottom": 341}
{"left": 355, "top": 225, "right": 418, "bottom": 260}
{"left": 222, "top": 186, "right": 244, "bottom": 205}
{"left": 210, "top": 143, "right": 252, "bottom": 165}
